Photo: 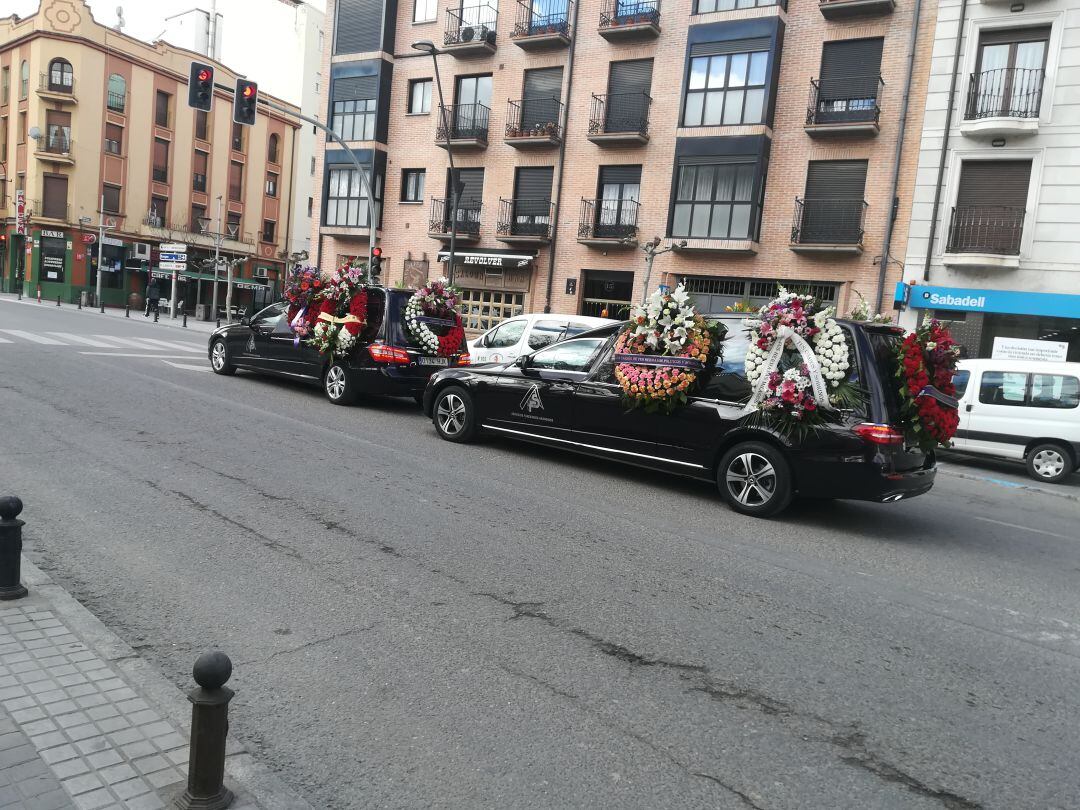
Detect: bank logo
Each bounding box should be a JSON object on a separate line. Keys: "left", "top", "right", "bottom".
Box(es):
{"left": 520, "top": 384, "right": 544, "bottom": 413}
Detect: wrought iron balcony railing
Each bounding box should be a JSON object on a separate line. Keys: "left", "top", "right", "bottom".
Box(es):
{"left": 806, "top": 75, "right": 884, "bottom": 126}
{"left": 444, "top": 4, "right": 498, "bottom": 47}
{"left": 964, "top": 67, "right": 1044, "bottom": 120}
{"left": 588, "top": 92, "right": 652, "bottom": 138}
{"left": 505, "top": 98, "right": 563, "bottom": 140}
{"left": 946, "top": 205, "right": 1024, "bottom": 255}
{"left": 39, "top": 73, "right": 74, "bottom": 94}
{"left": 497, "top": 198, "right": 555, "bottom": 239}
{"left": 436, "top": 103, "right": 491, "bottom": 143}
{"left": 429, "top": 197, "right": 483, "bottom": 236}
{"left": 511, "top": 0, "right": 572, "bottom": 39}
{"left": 40, "top": 135, "right": 73, "bottom": 155}
{"left": 106, "top": 91, "right": 126, "bottom": 112}
{"left": 599, "top": 0, "right": 659, "bottom": 30}
{"left": 578, "top": 198, "right": 640, "bottom": 241}
{"left": 791, "top": 198, "right": 868, "bottom": 245}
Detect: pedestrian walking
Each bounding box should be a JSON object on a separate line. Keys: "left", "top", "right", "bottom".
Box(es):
{"left": 145, "top": 278, "right": 161, "bottom": 322}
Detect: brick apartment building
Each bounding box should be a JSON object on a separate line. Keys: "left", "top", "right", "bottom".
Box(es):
{"left": 0, "top": 0, "right": 300, "bottom": 315}
{"left": 314, "top": 0, "right": 936, "bottom": 330}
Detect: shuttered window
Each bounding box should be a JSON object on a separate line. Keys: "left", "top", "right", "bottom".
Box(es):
{"left": 447, "top": 168, "right": 484, "bottom": 228}
{"left": 514, "top": 166, "right": 554, "bottom": 200}
{"left": 800, "top": 160, "right": 868, "bottom": 243}
{"left": 819, "top": 38, "right": 884, "bottom": 82}
{"left": 42, "top": 175, "right": 68, "bottom": 220}
{"left": 805, "top": 160, "right": 867, "bottom": 199}
{"left": 228, "top": 161, "right": 244, "bottom": 201}
{"left": 689, "top": 36, "right": 771, "bottom": 57}
{"left": 522, "top": 67, "right": 563, "bottom": 129}
{"left": 606, "top": 59, "right": 653, "bottom": 132}
{"left": 335, "top": 0, "right": 383, "bottom": 54}
{"left": 102, "top": 184, "right": 120, "bottom": 214}
{"left": 816, "top": 38, "right": 884, "bottom": 118}
{"left": 104, "top": 123, "right": 123, "bottom": 155}
{"left": 956, "top": 160, "right": 1030, "bottom": 207}
{"left": 152, "top": 139, "right": 169, "bottom": 182}
{"left": 193, "top": 150, "right": 208, "bottom": 192}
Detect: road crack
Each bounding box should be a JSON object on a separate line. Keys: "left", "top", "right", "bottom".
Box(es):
{"left": 238, "top": 623, "right": 379, "bottom": 668}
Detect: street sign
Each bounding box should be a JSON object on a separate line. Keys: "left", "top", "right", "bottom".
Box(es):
{"left": 15, "top": 190, "right": 26, "bottom": 236}
{"left": 160, "top": 252, "right": 187, "bottom": 262}
{"left": 82, "top": 233, "right": 97, "bottom": 245}
{"left": 159, "top": 260, "right": 187, "bottom": 271}
{"left": 160, "top": 243, "right": 188, "bottom": 253}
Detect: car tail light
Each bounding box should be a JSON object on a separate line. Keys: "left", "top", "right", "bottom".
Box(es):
{"left": 457, "top": 353, "right": 470, "bottom": 366}
{"left": 368, "top": 343, "right": 411, "bottom": 364}
{"left": 853, "top": 423, "right": 905, "bottom": 445}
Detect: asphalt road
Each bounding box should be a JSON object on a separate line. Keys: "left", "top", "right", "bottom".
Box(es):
{"left": 2, "top": 296, "right": 1079, "bottom": 810}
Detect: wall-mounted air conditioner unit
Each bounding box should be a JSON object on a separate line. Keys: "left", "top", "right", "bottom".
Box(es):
{"left": 133, "top": 243, "right": 151, "bottom": 260}
{"left": 253, "top": 267, "right": 269, "bottom": 279}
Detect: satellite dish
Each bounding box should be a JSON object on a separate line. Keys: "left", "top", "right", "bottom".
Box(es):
{"left": 27, "top": 126, "right": 41, "bottom": 141}
{"left": 115, "top": 6, "right": 126, "bottom": 30}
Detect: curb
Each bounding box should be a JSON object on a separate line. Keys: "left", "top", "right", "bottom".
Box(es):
{"left": 936, "top": 463, "right": 1080, "bottom": 503}
{"left": 20, "top": 558, "right": 315, "bottom": 810}
{"left": 0, "top": 294, "right": 220, "bottom": 336}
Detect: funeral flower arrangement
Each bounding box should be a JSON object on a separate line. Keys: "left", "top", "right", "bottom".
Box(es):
{"left": 283, "top": 265, "right": 324, "bottom": 339}
{"left": 613, "top": 285, "right": 724, "bottom": 414}
{"left": 284, "top": 262, "right": 369, "bottom": 357}
{"left": 404, "top": 277, "right": 467, "bottom": 357}
{"left": 896, "top": 319, "right": 960, "bottom": 451}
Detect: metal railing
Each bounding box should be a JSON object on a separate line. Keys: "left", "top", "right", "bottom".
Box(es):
{"left": 142, "top": 211, "right": 166, "bottom": 228}
{"left": 505, "top": 98, "right": 563, "bottom": 139}
{"left": 40, "top": 134, "right": 73, "bottom": 155}
{"left": 588, "top": 92, "right": 651, "bottom": 137}
{"left": 436, "top": 103, "right": 491, "bottom": 142}
{"left": 106, "top": 91, "right": 126, "bottom": 112}
{"left": 39, "top": 73, "right": 74, "bottom": 94}
{"left": 30, "top": 199, "right": 72, "bottom": 222}
{"left": 946, "top": 205, "right": 1024, "bottom": 255}
{"left": 791, "top": 198, "right": 868, "bottom": 245}
{"left": 806, "top": 75, "right": 883, "bottom": 126}
{"left": 444, "top": 4, "right": 498, "bottom": 46}
{"left": 153, "top": 166, "right": 169, "bottom": 183}
{"left": 497, "top": 198, "right": 555, "bottom": 239}
{"left": 512, "top": 0, "right": 572, "bottom": 38}
{"left": 599, "top": 0, "right": 659, "bottom": 29}
{"left": 429, "top": 197, "right": 483, "bottom": 236}
{"left": 964, "top": 67, "right": 1044, "bottom": 120}
{"left": 578, "top": 198, "right": 640, "bottom": 240}
{"left": 193, "top": 173, "right": 207, "bottom": 192}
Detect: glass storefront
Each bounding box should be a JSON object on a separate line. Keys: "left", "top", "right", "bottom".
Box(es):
{"left": 38, "top": 230, "right": 66, "bottom": 284}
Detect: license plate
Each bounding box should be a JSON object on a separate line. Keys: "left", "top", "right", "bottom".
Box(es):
{"left": 418, "top": 357, "right": 448, "bottom": 366}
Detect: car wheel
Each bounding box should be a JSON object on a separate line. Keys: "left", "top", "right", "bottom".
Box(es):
{"left": 433, "top": 386, "right": 476, "bottom": 443}
{"left": 1026, "top": 443, "right": 1073, "bottom": 484}
{"left": 210, "top": 339, "right": 235, "bottom": 375}
{"left": 324, "top": 363, "right": 356, "bottom": 405}
{"left": 718, "top": 442, "right": 793, "bottom": 518}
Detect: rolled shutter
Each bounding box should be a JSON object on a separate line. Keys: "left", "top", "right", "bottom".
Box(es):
{"left": 599, "top": 165, "right": 642, "bottom": 186}
{"left": 42, "top": 176, "right": 68, "bottom": 220}
{"left": 802, "top": 160, "right": 867, "bottom": 243}
{"left": 452, "top": 168, "right": 485, "bottom": 205}
{"left": 335, "top": 0, "right": 382, "bottom": 54}
{"left": 522, "top": 68, "right": 563, "bottom": 129}
{"left": 805, "top": 160, "right": 868, "bottom": 199}
{"left": 514, "top": 167, "right": 554, "bottom": 200}
{"left": 332, "top": 75, "right": 378, "bottom": 103}
{"left": 690, "top": 37, "right": 771, "bottom": 57}
{"left": 956, "top": 160, "right": 1031, "bottom": 207}
{"left": 980, "top": 26, "right": 1050, "bottom": 46}
{"left": 607, "top": 59, "right": 653, "bottom": 96}
{"left": 819, "top": 38, "right": 884, "bottom": 81}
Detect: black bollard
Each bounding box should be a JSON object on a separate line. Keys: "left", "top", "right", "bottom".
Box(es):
{"left": 125, "top": 303, "right": 130, "bottom": 318}
{"left": 78, "top": 296, "right": 82, "bottom": 310}
{"left": 176, "top": 652, "right": 234, "bottom": 810}
{"left": 0, "top": 497, "right": 28, "bottom": 601}
{"left": 216, "top": 318, "right": 221, "bottom": 329}
{"left": 183, "top": 311, "right": 188, "bottom": 328}
{"left": 56, "top": 295, "right": 61, "bottom": 307}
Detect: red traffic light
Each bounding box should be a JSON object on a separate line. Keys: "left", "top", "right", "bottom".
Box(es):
{"left": 197, "top": 69, "right": 212, "bottom": 82}
{"left": 242, "top": 84, "right": 256, "bottom": 98}
{"left": 371, "top": 247, "right": 382, "bottom": 257}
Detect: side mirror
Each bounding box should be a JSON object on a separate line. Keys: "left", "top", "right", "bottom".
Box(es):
{"left": 240, "top": 315, "right": 250, "bottom": 326}
{"left": 515, "top": 355, "right": 530, "bottom": 370}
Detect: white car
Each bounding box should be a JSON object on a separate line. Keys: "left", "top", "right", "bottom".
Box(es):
{"left": 951, "top": 358, "right": 1080, "bottom": 483}
{"left": 468, "top": 314, "right": 616, "bottom": 364}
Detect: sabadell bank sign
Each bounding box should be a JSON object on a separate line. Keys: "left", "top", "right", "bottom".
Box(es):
{"left": 897, "top": 283, "right": 1080, "bottom": 320}
{"left": 923, "top": 291, "right": 987, "bottom": 309}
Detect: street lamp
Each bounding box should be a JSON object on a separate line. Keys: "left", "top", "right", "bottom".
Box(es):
{"left": 633, "top": 237, "right": 686, "bottom": 303}
{"left": 412, "top": 39, "right": 460, "bottom": 285}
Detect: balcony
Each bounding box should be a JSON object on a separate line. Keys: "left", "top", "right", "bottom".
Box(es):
{"left": 577, "top": 198, "right": 639, "bottom": 247}
{"left": 961, "top": 68, "right": 1043, "bottom": 137}
{"left": 789, "top": 198, "right": 867, "bottom": 254}
{"left": 805, "top": 76, "right": 883, "bottom": 136}
{"left": 587, "top": 92, "right": 651, "bottom": 146}
{"left": 496, "top": 198, "right": 554, "bottom": 245}
{"left": 37, "top": 74, "right": 77, "bottom": 104}
{"left": 505, "top": 99, "right": 562, "bottom": 148}
{"left": 27, "top": 199, "right": 71, "bottom": 224}
{"left": 598, "top": 0, "right": 660, "bottom": 41}
{"left": 944, "top": 205, "right": 1024, "bottom": 269}
{"left": 428, "top": 197, "right": 482, "bottom": 242}
{"left": 34, "top": 135, "right": 75, "bottom": 165}
{"left": 106, "top": 91, "right": 126, "bottom": 114}
{"left": 142, "top": 211, "right": 167, "bottom": 229}
{"left": 511, "top": 0, "right": 572, "bottom": 50}
{"left": 443, "top": 5, "right": 498, "bottom": 56}
{"left": 435, "top": 104, "right": 490, "bottom": 150}
{"left": 818, "top": 0, "right": 894, "bottom": 19}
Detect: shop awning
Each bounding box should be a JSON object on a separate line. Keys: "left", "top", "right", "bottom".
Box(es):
{"left": 437, "top": 248, "right": 536, "bottom": 270}
{"left": 150, "top": 270, "right": 269, "bottom": 290}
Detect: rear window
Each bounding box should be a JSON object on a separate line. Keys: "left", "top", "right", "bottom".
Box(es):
{"left": 952, "top": 370, "right": 970, "bottom": 398}
{"left": 699, "top": 327, "right": 752, "bottom": 403}
{"left": 528, "top": 320, "right": 568, "bottom": 350}
{"left": 866, "top": 331, "right": 904, "bottom": 423}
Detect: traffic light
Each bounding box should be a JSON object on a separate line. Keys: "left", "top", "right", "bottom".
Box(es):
{"left": 187, "top": 62, "right": 214, "bottom": 111}
{"left": 369, "top": 246, "right": 383, "bottom": 279}
{"left": 233, "top": 79, "right": 258, "bottom": 126}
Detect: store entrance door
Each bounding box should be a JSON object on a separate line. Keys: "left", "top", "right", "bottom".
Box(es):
{"left": 580, "top": 269, "right": 633, "bottom": 319}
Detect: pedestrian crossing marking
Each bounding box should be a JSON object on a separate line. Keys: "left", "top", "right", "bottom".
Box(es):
{"left": 162, "top": 361, "right": 211, "bottom": 373}
{"left": 0, "top": 336, "right": 11, "bottom": 343}
{"left": 89, "top": 335, "right": 168, "bottom": 350}
{"left": 45, "top": 332, "right": 121, "bottom": 348}
{"left": 1, "top": 330, "right": 205, "bottom": 352}
{"left": 132, "top": 338, "right": 204, "bottom": 353}
{"left": 0, "top": 330, "right": 67, "bottom": 345}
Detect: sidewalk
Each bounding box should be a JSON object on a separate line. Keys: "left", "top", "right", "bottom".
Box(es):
{"left": 0, "top": 294, "right": 223, "bottom": 336}
{"left": 0, "top": 559, "right": 311, "bottom": 810}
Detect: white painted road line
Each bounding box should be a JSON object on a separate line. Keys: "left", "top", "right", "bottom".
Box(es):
{"left": 90, "top": 335, "right": 164, "bottom": 350}
{"left": 971, "top": 515, "right": 1075, "bottom": 542}
{"left": 0, "top": 329, "right": 67, "bottom": 345}
{"left": 0, "top": 336, "right": 11, "bottom": 343}
{"left": 134, "top": 338, "right": 204, "bottom": 353}
{"left": 162, "top": 360, "right": 211, "bottom": 373}
{"left": 78, "top": 352, "right": 202, "bottom": 359}
{"left": 45, "top": 332, "right": 122, "bottom": 348}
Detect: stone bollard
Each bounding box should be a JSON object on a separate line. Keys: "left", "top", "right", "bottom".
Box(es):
{"left": 176, "top": 651, "right": 234, "bottom": 810}
{"left": 0, "top": 497, "right": 28, "bottom": 601}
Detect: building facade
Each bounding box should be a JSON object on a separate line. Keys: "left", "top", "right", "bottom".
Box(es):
{"left": 0, "top": 0, "right": 300, "bottom": 314}
{"left": 899, "top": 0, "right": 1080, "bottom": 361}
{"left": 314, "top": 0, "right": 936, "bottom": 330}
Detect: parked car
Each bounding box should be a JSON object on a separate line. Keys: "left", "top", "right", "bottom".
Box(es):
{"left": 950, "top": 358, "right": 1080, "bottom": 483}
{"left": 423, "top": 318, "right": 935, "bottom": 517}
{"left": 468, "top": 313, "right": 616, "bottom": 364}
{"left": 207, "top": 288, "right": 469, "bottom": 404}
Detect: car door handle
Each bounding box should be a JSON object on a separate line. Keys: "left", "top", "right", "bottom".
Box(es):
{"left": 965, "top": 403, "right": 972, "bottom": 412}
{"left": 551, "top": 382, "right": 576, "bottom": 392}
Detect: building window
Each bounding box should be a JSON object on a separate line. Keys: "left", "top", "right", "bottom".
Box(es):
{"left": 265, "top": 172, "right": 278, "bottom": 197}
{"left": 107, "top": 74, "right": 126, "bottom": 112}
{"left": 152, "top": 138, "right": 170, "bottom": 183}
{"left": 672, "top": 161, "right": 757, "bottom": 240}
{"left": 104, "top": 123, "right": 123, "bottom": 155}
{"left": 268, "top": 133, "right": 280, "bottom": 163}
{"left": 102, "top": 184, "right": 121, "bottom": 214}
{"left": 794, "top": 159, "right": 869, "bottom": 245}
{"left": 947, "top": 159, "right": 1031, "bottom": 255}
{"left": 325, "top": 167, "right": 370, "bottom": 227}
{"left": 261, "top": 219, "right": 276, "bottom": 243}
{"left": 48, "top": 59, "right": 73, "bottom": 92}
{"left": 459, "top": 289, "right": 525, "bottom": 331}
{"left": 310, "top": 156, "right": 317, "bottom": 175}
{"left": 17, "top": 111, "right": 26, "bottom": 144}
{"left": 695, "top": 0, "right": 780, "bottom": 11}
{"left": 968, "top": 26, "right": 1049, "bottom": 120}
{"left": 232, "top": 121, "right": 244, "bottom": 151}
{"left": 409, "top": 79, "right": 432, "bottom": 114}
{"left": 228, "top": 161, "right": 244, "bottom": 201}
{"left": 307, "top": 197, "right": 313, "bottom": 217}
{"left": 195, "top": 109, "right": 209, "bottom": 141}
{"left": 19, "top": 61, "right": 28, "bottom": 99}
{"left": 193, "top": 150, "right": 208, "bottom": 192}
{"left": 155, "top": 90, "right": 171, "bottom": 128}
{"left": 402, "top": 169, "right": 425, "bottom": 202}
{"left": 683, "top": 50, "right": 768, "bottom": 127}
{"left": 1, "top": 66, "right": 8, "bottom": 106}
{"left": 191, "top": 203, "right": 207, "bottom": 233}
{"left": 226, "top": 212, "right": 241, "bottom": 238}
{"left": 149, "top": 195, "right": 168, "bottom": 223}
{"left": 45, "top": 110, "right": 71, "bottom": 152}
{"left": 414, "top": 0, "right": 437, "bottom": 21}
{"left": 331, "top": 99, "right": 376, "bottom": 141}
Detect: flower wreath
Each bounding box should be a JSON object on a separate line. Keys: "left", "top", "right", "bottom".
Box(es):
{"left": 613, "top": 285, "right": 724, "bottom": 414}
{"left": 743, "top": 288, "right": 859, "bottom": 434}
{"left": 404, "top": 277, "right": 466, "bottom": 357}
{"left": 896, "top": 319, "right": 960, "bottom": 452}
{"left": 283, "top": 265, "right": 324, "bottom": 340}
{"left": 295, "top": 263, "right": 370, "bottom": 358}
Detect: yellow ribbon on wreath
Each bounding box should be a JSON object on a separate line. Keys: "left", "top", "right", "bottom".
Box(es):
{"left": 316, "top": 312, "right": 364, "bottom": 327}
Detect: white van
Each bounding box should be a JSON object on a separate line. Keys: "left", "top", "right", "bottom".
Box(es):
{"left": 468, "top": 314, "right": 615, "bottom": 364}
{"left": 951, "top": 359, "right": 1080, "bottom": 483}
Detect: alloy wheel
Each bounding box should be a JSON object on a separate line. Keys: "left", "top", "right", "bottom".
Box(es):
{"left": 1032, "top": 448, "right": 1066, "bottom": 479}
{"left": 325, "top": 366, "right": 347, "bottom": 400}
{"left": 437, "top": 393, "right": 466, "bottom": 436}
{"left": 725, "top": 452, "right": 778, "bottom": 507}
{"left": 211, "top": 342, "right": 226, "bottom": 371}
